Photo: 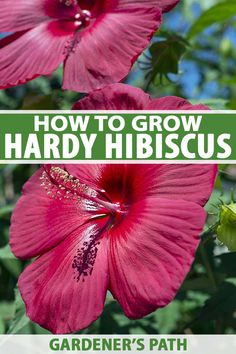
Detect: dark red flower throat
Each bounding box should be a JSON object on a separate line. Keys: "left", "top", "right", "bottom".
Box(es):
{"left": 57, "top": 0, "right": 94, "bottom": 29}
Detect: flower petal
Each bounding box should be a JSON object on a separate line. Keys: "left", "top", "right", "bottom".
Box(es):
{"left": 73, "top": 83, "right": 150, "bottom": 110}
{"left": 63, "top": 7, "right": 161, "bottom": 92}
{"left": 10, "top": 167, "right": 88, "bottom": 259}
{"left": 72, "top": 84, "right": 209, "bottom": 110}
{"left": 111, "top": 1, "right": 179, "bottom": 13}
{"left": 147, "top": 96, "right": 209, "bottom": 110}
{"left": 65, "top": 164, "right": 217, "bottom": 207}
{"left": 0, "top": 0, "right": 48, "bottom": 32}
{"left": 156, "top": 0, "right": 180, "bottom": 13}
{"left": 152, "top": 164, "right": 217, "bottom": 206}
{"left": 19, "top": 220, "right": 109, "bottom": 334}
{"left": 0, "top": 21, "right": 74, "bottom": 89}
{"left": 62, "top": 164, "right": 104, "bottom": 190}
{"left": 0, "top": 0, "right": 78, "bottom": 32}
{"left": 108, "top": 197, "right": 205, "bottom": 318}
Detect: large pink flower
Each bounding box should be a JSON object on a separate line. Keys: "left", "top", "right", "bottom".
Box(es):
{"left": 10, "top": 88, "right": 217, "bottom": 334}
{"left": 10, "top": 163, "right": 217, "bottom": 334}
{"left": 0, "top": 0, "right": 180, "bottom": 92}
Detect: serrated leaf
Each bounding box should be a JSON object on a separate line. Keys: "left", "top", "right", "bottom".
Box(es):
{"left": 188, "top": 0, "right": 236, "bottom": 38}
{"left": 149, "top": 36, "right": 187, "bottom": 79}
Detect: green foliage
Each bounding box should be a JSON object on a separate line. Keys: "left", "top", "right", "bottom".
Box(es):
{"left": 7, "top": 289, "right": 30, "bottom": 334}
{"left": 190, "top": 99, "right": 228, "bottom": 110}
{"left": 192, "top": 279, "right": 236, "bottom": 322}
{"left": 188, "top": 0, "right": 236, "bottom": 38}
{"left": 0, "top": 245, "right": 16, "bottom": 260}
{"left": 217, "top": 204, "right": 236, "bottom": 251}
{"left": 0, "top": 0, "right": 236, "bottom": 336}
{"left": 146, "top": 34, "right": 188, "bottom": 87}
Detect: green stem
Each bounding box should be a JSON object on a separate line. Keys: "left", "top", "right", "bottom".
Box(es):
{"left": 199, "top": 242, "right": 217, "bottom": 290}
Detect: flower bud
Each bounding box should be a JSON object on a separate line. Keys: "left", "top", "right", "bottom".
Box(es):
{"left": 217, "top": 203, "right": 236, "bottom": 251}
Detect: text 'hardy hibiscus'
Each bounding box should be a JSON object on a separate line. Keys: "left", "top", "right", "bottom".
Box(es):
{"left": 0, "top": 0, "right": 180, "bottom": 92}
{"left": 10, "top": 163, "right": 217, "bottom": 334}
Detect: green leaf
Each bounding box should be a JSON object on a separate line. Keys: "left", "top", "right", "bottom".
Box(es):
{"left": 0, "top": 302, "right": 15, "bottom": 319}
{"left": 8, "top": 289, "right": 30, "bottom": 334}
{"left": 190, "top": 98, "right": 228, "bottom": 110}
{"left": 0, "top": 244, "right": 16, "bottom": 260}
{"left": 181, "top": 276, "right": 223, "bottom": 293}
{"left": 193, "top": 280, "right": 236, "bottom": 322}
{"left": 147, "top": 35, "right": 188, "bottom": 86}
{"left": 214, "top": 174, "right": 222, "bottom": 191}
{"left": 0, "top": 319, "right": 5, "bottom": 334}
{"left": 0, "top": 245, "right": 20, "bottom": 277}
{"left": 188, "top": 0, "right": 236, "bottom": 38}
{"left": 227, "top": 98, "right": 236, "bottom": 109}
{"left": 0, "top": 205, "right": 14, "bottom": 218}
{"left": 215, "top": 252, "right": 236, "bottom": 277}
{"left": 0, "top": 259, "right": 21, "bottom": 277}
{"left": 154, "top": 301, "right": 181, "bottom": 334}
{"left": 21, "top": 94, "right": 57, "bottom": 110}
{"left": 217, "top": 204, "right": 236, "bottom": 251}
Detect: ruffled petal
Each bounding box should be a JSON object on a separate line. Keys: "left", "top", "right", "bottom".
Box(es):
{"left": 63, "top": 7, "right": 161, "bottom": 92}
{"left": 72, "top": 84, "right": 209, "bottom": 110}
{"left": 10, "top": 167, "right": 88, "bottom": 259}
{"left": 147, "top": 96, "right": 209, "bottom": 110}
{"left": 108, "top": 197, "right": 205, "bottom": 318}
{"left": 19, "top": 220, "right": 109, "bottom": 334}
{"left": 0, "top": 0, "right": 78, "bottom": 32}
{"left": 156, "top": 0, "right": 180, "bottom": 13}
{"left": 0, "top": 21, "right": 74, "bottom": 89}
{"left": 73, "top": 83, "right": 150, "bottom": 110}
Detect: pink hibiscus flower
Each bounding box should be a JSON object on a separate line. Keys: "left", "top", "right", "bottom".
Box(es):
{"left": 10, "top": 163, "right": 217, "bottom": 334}
{"left": 0, "top": 0, "right": 180, "bottom": 92}
{"left": 10, "top": 86, "right": 217, "bottom": 333}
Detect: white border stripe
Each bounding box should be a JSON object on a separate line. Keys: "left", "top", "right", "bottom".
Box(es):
{"left": 0, "top": 160, "right": 234, "bottom": 164}
{"left": 0, "top": 110, "right": 235, "bottom": 164}
{"left": 0, "top": 110, "right": 236, "bottom": 114}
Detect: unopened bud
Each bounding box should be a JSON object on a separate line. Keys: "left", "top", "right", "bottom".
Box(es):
{"left": 217, "top": 203, "right": 236, "bottom": 251}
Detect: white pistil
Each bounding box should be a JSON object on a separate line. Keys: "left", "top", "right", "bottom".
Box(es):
{"left": 82, "top": 9, "right": 92, "bottom": 18}
{"left": 74, "top": 20, "right": 82, "bottom": 27}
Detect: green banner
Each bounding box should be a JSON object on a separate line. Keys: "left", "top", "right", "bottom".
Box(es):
{"left": 0, "top": 111, "right": 235, "bottom": 161}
